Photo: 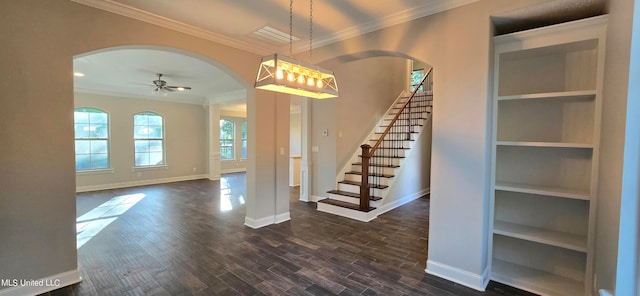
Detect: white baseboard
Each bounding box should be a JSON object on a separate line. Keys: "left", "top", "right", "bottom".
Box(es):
{"left": 275, "top": 212, "right": 291, "bottom": 224}
{"left": 426, "top": 260, "right": 489, "bottom": 291}
{"left": 244, "top": 211, "right": 291, "bottom": 228}
{"left": 0, "top": 269, "right": 81, "bottom": 296}
{"left": 221, "top": 168, "right": 247, "bottom": 174}
{"left": 76, "top": 174, "right": 208, "bottom": 192}
{"left": 317, "top": 202, "right": 377, "bottom": 222}
{"left": 244, "top": 215, "right": 274, "bottom": 229}
{"left": 377, "top": 188, "right": 430, "bottom": 215}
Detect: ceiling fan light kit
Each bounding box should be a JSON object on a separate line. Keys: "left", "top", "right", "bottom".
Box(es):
{"left": 153, "top": 73, "right": 191, "bottom": 94}
{"left": 254, "top": 0, "right": 338, "bottom": 99}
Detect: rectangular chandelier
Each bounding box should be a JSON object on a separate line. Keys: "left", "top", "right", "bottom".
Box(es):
{"left": 255, "top": 54, "right": 338, "bottom": 99}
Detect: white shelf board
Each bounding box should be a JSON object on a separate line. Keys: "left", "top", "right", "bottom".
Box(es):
{"left": 497, "top": 90, "right": 596, "bottom": 101}
{"left": 494, "top": 221, "right": 587, "bottom": 252}
{"left": 492, "top": 259, "right": 585, "bottom": 296}
{"left": 496, "top": 141, "right": 593, "bottom": 149}
{"left": 495, "top": 181, "right": 591, "bottom": 200}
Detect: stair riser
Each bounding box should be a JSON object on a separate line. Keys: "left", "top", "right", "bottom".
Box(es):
{"left": 376, "top": 125, "right": 422, "bottom": 134}
{"left": 344, "top": 174, "right": 391, "bottom": 185}
{"left": 373, "top": 133, "right": 417, "bottom": 141}
{"left": 326, "top": 193, "right": 383, "bottom": 208}
{"left": 317, "top": 203, "right": 377, "bottom": 222}
{"left": 396, "top": 102, "right": 432, "bottom": 108}
{"left": 366, "top": 141, "right": 413, "bottom": 151}
{"left": 351, "top": 165, "right": 396, "bottom": 175}
{"left": 337, "top": 183, "right": 359, "bottom": 193}
{"left": 326, "top": 193, "right": 360, "bottom": 205}
{"left": 359, "top": 157, "right": 402, "bottom": 167}
{"left": 384, "top": 114, "right": 429, "bottom": 121}
{"left": 365, "top": 150, "right": 407, "bottom": 158}
{"left": 337, "top": 183, "right": 385, "bottom": 196}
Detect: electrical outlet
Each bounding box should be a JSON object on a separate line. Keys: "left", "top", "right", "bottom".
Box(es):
{"left": 192, "top": 167, "right": 197, "bottom": 172}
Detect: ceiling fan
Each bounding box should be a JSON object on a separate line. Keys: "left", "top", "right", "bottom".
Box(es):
{"left": 152, "top": 73, "right": 191, "bottom": 92}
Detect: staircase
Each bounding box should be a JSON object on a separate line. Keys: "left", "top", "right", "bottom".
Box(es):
{"left": 317, "top": 69, "right": 433, "bottom": 221}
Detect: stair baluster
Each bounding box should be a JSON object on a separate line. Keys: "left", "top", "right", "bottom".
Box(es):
{"left": 361, "top": 68, "right": 433, "bottom": 207}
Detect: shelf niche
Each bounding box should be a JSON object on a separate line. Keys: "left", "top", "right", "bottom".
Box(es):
{"left": 498, "top": 39, "right": 599, "bottom": 96}
{"left": 497, "top": 94, "right": 595, "bottom": 143}
{"left": 495, "top": 191, "right": 589, "bottom": 251}
{"left": 495, "top": 145, "right": 593, "bottom": 194}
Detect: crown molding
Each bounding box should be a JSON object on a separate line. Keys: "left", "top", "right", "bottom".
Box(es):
{"left": 72, "top": 0, "right": 479, "bottom": 57}
{"left": 70, "top": 0, "right": 274, "bottom": 55}
{"left": 291, "top": 0, "right": 480, "bottom": 53}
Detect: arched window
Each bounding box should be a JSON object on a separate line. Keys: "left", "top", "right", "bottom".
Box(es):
{"left": 134, "top": 112, "right": 164, "bottom": 166}
{"left": 220, "top": 119, "right": 234, "bottom": 160}
{"left": 74, "top": 108, "right": 109, "bottom": 170}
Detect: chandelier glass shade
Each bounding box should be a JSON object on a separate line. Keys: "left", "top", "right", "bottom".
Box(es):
{"left": 255, "top": 54, "right": 338, "bottom": 99}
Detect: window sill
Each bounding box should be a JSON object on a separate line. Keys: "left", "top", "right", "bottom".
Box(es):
{"left": 132, "top": 164, "right": 168, "bottom": 172}
{"left": 76, "top": 168, "right": 115, "bottom": 175}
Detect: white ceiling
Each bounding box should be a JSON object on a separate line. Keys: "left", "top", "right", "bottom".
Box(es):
{"left": 72, "top": 0, "right": 605, "bottom": 106}
{"left": 71, "top": 0, "right": 480, "bottom": 55}
{"left": 74, "top": 48, "right": 245, "bottom": 105}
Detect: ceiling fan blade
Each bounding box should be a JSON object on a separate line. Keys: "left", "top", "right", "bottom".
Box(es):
{"left": 166, "top": 86, "right": 192, "bottom": 90}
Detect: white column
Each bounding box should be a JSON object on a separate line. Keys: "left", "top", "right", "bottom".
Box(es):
{"left": 208, "top": 102, "right": 221, "bottom": 180}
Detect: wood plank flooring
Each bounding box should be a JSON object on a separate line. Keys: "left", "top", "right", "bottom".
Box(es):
{"left": 43, "top": 173, "right": 536, "bottom": 296}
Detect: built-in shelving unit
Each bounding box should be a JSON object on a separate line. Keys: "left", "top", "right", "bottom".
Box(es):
{"left": 490, "top": 15, "right": 607, "bottom": 296}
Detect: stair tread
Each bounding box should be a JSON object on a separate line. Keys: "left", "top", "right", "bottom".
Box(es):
{"left": 359, "top": 154, "right": 405, "bottom": 159}
{"left": 327, "top": 190, "right": 382, "bottom": 201}
{"left": 382, "top": 117, "right": 428, "bottom": 121}
{"left": 352, "top": 162, "right": 400, "bottom": 168}
{"left": 339, "top": 180, "right": 389, "bottom": 189}
{"left": 318, "top": 199, "right": 377, "bottom": 212}
{"left": 380, "top": 124, "right": 423, "bottom": 127}
{"left": 370, "top": 138, "right": 414, "bottom": 142}
{"left": 345, "top": 171, "right": 394, "bottom": 178}
{"left": 389, "top": 111, "right": 429, "bottom": 115}
{"left": 374, "top": 131, "right": 417, "bottom": 134}
{"left": 367, "top": 146, "right": 410, "bottom": 150}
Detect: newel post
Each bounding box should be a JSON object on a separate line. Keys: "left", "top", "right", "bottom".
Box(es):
{"left": 360, "top": 144, "right": 371, "bottom": 211}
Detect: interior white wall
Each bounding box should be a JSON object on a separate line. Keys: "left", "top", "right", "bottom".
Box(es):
{"left": 1, "top": 0, "right": 638, "bottom": 294}
{"left": 290, "top": 111, "right": 302, "bottom": 187}
{"left": 0, "top": 2, "right": 287, "bottom": 291}
{"left": 74, "top": 93, "right": 207, "bottom": 190}
{"left": 290, "top": 112, "right": 302, "bottom": 156}
{"left": 383, "top": 118, "right": 432, "bottom": 205}
{"left": 310, "top": 56, "right": 410, "bottom": 199}
{"left": 308, "top": 0, "right": 637, "bottom": 291}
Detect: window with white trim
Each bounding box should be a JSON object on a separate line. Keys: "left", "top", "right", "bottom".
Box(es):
{"left": 220, "top": 119, "right": 234, "bottom": 160}
{"left": 74, "top": 108, "right": 110, "bottom": 170}
{"left": 134, "top": 112, "right": 164, "bottom": 167}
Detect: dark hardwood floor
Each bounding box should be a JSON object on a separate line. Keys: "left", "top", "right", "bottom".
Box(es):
{"left": 43, "top": 173, "right": 535, "bottom": 296}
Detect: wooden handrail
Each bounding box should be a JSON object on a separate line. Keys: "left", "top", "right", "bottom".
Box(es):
{"left": 357, "top": 68, "right": 432, "bottom": 211}
{"left": 368, "top": 67, "right": 432, "bottom": 156}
